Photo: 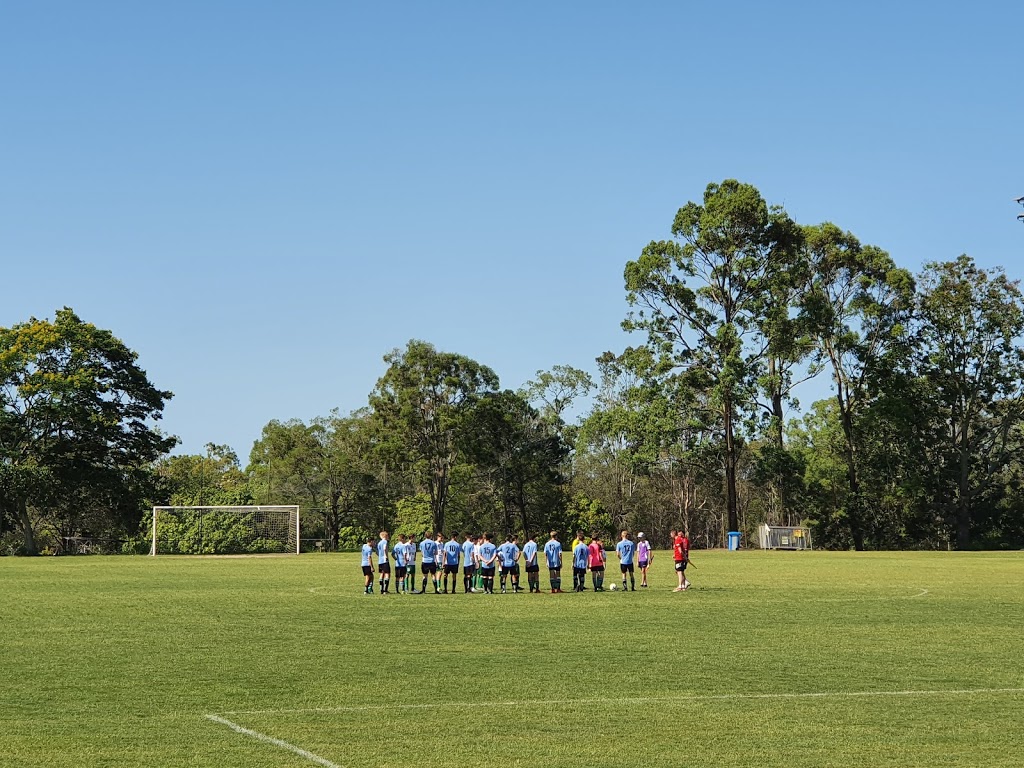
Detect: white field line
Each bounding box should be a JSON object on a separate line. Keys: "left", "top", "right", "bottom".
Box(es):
{"left": 217, "top": 686, "right": 1024, "bottom": 717}
{"left": 205, "top": 714, "right": 341, "bottom": 768}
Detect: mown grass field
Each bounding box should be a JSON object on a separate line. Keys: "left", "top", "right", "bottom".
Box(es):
{"left": 1, "top": 549, "right": 1022, "bottom": 767}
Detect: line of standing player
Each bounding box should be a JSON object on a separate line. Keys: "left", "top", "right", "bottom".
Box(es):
{"left": 360, "top": 528, "right": 691, "bottom": 594}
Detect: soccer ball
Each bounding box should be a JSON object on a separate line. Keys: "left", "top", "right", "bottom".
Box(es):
{"left": 609, "top": 583, "right": 618, "bottom": 591}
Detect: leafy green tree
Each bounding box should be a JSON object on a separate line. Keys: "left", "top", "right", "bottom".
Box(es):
{"left": 247, "top": 410, "right": 378, "bottom": 550}
{"left": 0, "top": 308, "right": 175, "bottom": 554}
{"left": 800, "top": 224, "right": 915, "bottom": 549}
{"left": 155, "top": 444, "right": 253, "bottom": 507}
{"left": 464, "top": 389, "right": 568, "bottom": 536}
{"left": 915, "top": 256, "right": 1024, "bottom": 548}
{"left": 623, "top": 180, "right": 801, "bottom": 534}
{"left": 521, "top": 365, "right": 594, "bottom": 444}
{"left": 369, "top": 340, "right": 499, "bottom": 534}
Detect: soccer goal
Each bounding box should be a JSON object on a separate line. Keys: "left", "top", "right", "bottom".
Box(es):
{"left": 150, "top": 506, "right": 300, "bottom": 555}
{"left": 758, "top": 523, "right": 812, "bottom": 550}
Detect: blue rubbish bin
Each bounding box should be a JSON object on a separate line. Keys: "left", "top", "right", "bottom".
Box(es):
{"left": 727, "top": 531, "right": 741, "bottom": 551}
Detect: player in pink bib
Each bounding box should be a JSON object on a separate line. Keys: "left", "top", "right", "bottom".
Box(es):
{"left": 637, "top": 532, "right": 652, "bottom": 588}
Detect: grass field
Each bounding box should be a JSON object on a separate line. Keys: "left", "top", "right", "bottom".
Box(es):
{"left": 2, "top": 550, "right": 1022, "bottom": 767}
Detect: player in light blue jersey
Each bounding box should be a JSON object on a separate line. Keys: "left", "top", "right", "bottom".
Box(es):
{"left": 420, "top": 532, "right": 440, "bottom": 594}
{"left": 442, "top": 534, "right": 461, "bottom": 594}
{"left": 376, "top": 530, "right": 391, "bottom": 595}
{"left": 572, "top": 533, "right": 590, "bottom": 592}
{"left": 478, "top": 533, "right": 498, "bottom": 594}
{"left": 522, "top": 534, "right": 540, "bottom": 592}
{"left": 615, "top": 530, "right": 637, "bottom": 591}
{"left": 391, "top": 534, "right": 408, "bottom": 594}
{"left": 360, "top": 536, "right": 375, "bottom": 594}
{"left": 497, "top": 535, "right": 523, "bottom": 593}
{"left": 509, "top": 535, "right": 523, "bottom": 592}
{"left": 462, "top": 533, "right": 476, "bottom": 593}
{"left": 405, "top": 534, "right": 418, "bottom": 593}
{"left": 543, "top": 531, "right": 563, "bottom": 593}
{"left": 496, "top": 536, "right": 512, "bottom": 593}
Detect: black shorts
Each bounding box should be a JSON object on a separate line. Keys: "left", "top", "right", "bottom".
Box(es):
{"left": 573, "top": 567, "right": 587, "bottom": 576}
{"left": 443, "top": 564, "right": 458, "bottom": 575}
{"left": 362, "top": 565, "right": 373, "bottom": 576}
{"left": 422, "top": 562, "right": 437, "bottom": 575}
{"left": 591, "top": 566, "right": 604, "bottom": 573}
{"left": 525, "top": 564, "right": 539, "bottom": 573}
{"left": 464, "top": 564, "right": 475, "bottom": 575}
{"left": 620, "top": 563, "right": 634, "bottom": 574}
{"left": 501, "top": 565, "right": 520, "bottom": 576}
{"left": 548, "top": 565, "right": 561, "bottom": 573}
{"left": 378, "top": 562, "right": 391, "bottom": 574}
{"left": 481, "top": 566, "right": 496, "bottom": 577}
{"left": 395, "top": 566, "right": 407, "bottom": 578}
{"left": 675, "top": 560, "right": 687, "bottom": 572}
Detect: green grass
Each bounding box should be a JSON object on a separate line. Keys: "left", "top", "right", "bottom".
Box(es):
{"left": 2, "top": 550, "right": 1022, "bottom": 767}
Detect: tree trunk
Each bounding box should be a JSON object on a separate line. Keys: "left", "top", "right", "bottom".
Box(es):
{"left": 329, "top": 496, "right": 341, "bottom": 552}
{"left": 956, "top": 432, "right": 971, "bottom": 549}
{"left": 837, "top": 398, "right": 865, "bottom": 551}
{"left": 18, "top": 499, "right": 38, "bottom": 555}
{"left": 771, "top": 357, "right": 786, "bottom": 521}
{"left": 724, "top": 395, "right": 739, "bottom": 535}
{"left": 516, "top": 478, "right": 529, "bottom": 537}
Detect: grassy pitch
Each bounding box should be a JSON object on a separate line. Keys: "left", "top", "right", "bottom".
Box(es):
{"left": 1, "top": 550, "right": 1022, "bottom": 767}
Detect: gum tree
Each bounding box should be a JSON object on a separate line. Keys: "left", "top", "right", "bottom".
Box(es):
{"left": 369, "top": 340, "right": 499, "bottom": 534}
{"left": 623, "top": 180, "right": 801, "bottom": 534}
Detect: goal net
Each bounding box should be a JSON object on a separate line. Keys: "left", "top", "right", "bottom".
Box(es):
{"left": 758, "top": 523, "right": 813, "bottom": 550}
{"left": 151, "top": 506, "right": 300, "bottom": 555}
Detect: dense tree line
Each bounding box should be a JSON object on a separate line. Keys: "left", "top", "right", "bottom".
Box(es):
{"left": 4, "top": 182, "right": 1023, "bottom": 554}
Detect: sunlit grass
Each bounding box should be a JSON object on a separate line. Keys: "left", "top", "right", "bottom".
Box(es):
{"left": 2, "top": 550, "right": 1022, "bottom": 766}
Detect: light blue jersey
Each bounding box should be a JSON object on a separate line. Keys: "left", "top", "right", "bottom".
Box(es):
{"left": 543, "top": 539, "right": 562, "bottom": 568}
{"left": 420, "top": 538, "right": 438, "bottom": 564}
{"left": 479, "top": 541, "right": 498, "bottom": 566}
{"left": 392, "top": 542, "right": 407, "bottom": 567}
{"left": 522, "top": 540, "right": 538, "bottom": 566}
{"left": 376, "top": 538, "right": 389, "bottom": 565}
{"left": 616, "top": 538, "right": 636, "bottom": 565}
{"left": 573, "top": 542, "right": 589, "bottom": 569}
{"left": 443, "top": 540, "right": 461, "bottom": 565}
{"left": 462, "top": 539, "right": 475, "bottom": 567}
{"left": 497, "top": 542, "right": 513, "bottom": 567}
{"left": 361, "top": 543, "right": 373, "bottom": 567}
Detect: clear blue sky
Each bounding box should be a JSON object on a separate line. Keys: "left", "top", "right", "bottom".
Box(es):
{"left": 2, "top": 1, "right": 1021, "bottom": 459}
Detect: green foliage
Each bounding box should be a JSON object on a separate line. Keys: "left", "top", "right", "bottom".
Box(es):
{"left": 0, "top": 308, "right": 176, "bottom": 554}
{"left": 369, "top": 340, "right": 500, "bottom": 533}
{"left": 622, "top": 180, "right": 803, "bottom": 534}
{"left": 247, "top": 411, "right": 381, "bottom": 550}
{"left": 393, "top": 493, "right": 433, "bottom": 537}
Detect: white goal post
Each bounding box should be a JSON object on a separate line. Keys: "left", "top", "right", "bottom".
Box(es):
{"left": 150, "top": 506, "right": 300, "bottom": 556}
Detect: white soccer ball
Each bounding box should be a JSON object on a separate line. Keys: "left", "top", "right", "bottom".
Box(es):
{"left": 609, "top": 582, "right": 618, "bottom": 591}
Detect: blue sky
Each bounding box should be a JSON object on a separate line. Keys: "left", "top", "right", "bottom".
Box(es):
{"left": 2, "top": 1, "right": 1021, "bottom": 459}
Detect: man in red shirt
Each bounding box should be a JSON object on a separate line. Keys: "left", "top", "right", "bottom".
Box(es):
{"left": 673, "top": 530, "right": 690, "bottom": 592}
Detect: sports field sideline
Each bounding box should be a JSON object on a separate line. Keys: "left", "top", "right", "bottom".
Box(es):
{"left": 2, "top": 550, "right": 1022, "bottom": 767}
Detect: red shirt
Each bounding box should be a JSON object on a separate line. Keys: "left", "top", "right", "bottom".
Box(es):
{"left": 673, "top": 535, "right": 689, "bottom": 561}
{"left": 588, "top": 540, "right": 605, "bottom": 567}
